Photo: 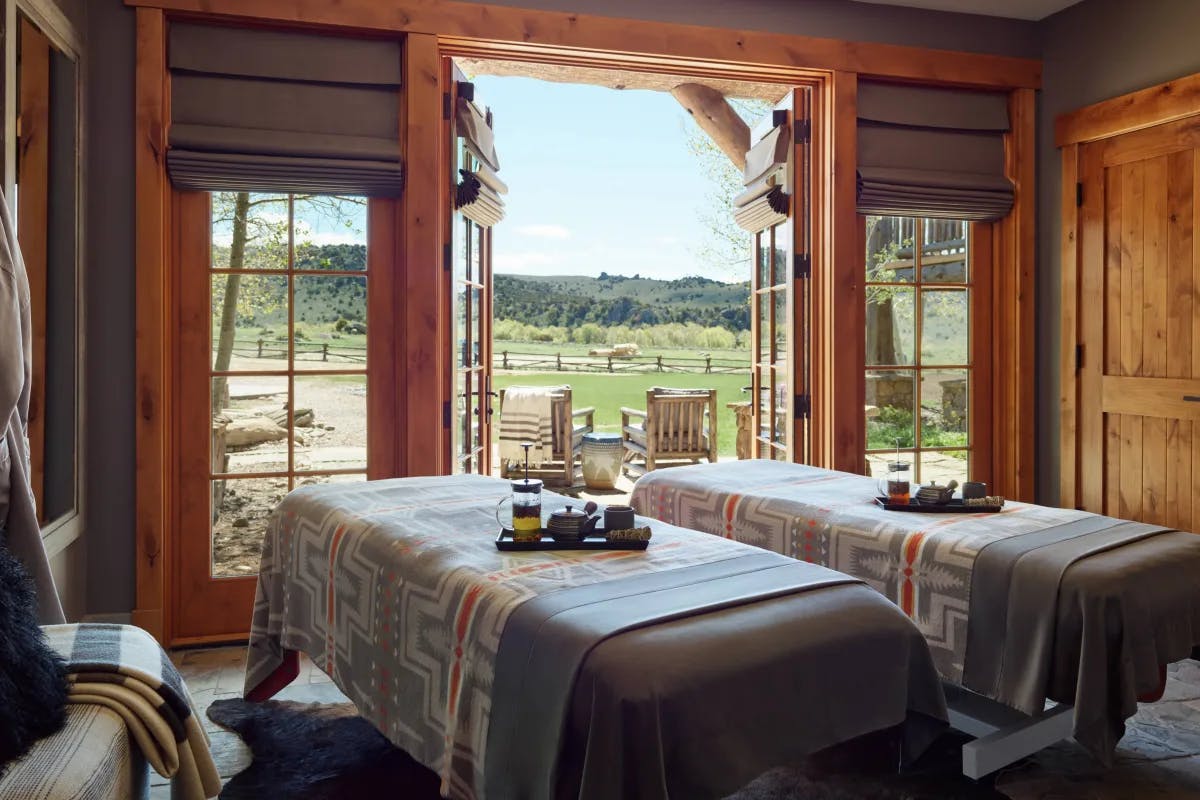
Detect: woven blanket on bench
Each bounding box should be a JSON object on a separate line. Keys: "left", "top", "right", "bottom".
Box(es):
{"left": 43, "top": 624, "right": 221, "bottom": 800}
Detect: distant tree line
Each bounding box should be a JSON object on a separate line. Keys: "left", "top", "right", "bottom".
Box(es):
{"left": 495, "top": 274, "right": 751, "bottom": 332}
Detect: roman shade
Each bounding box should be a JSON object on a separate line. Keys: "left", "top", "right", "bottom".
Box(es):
{"left": 734, "top": 123, "right": 790, "bottom": 233}
{"left": 856, "top": 81, "right": 1013, "bottom": 221}
{"left": 167, "top": 23, "right": 403, "bottom": 196}
{"left": 454, "top": 89, "right": 507, "bottom": 227}
{"left": 456, "top": 166, "right": 508, "bottom": 228}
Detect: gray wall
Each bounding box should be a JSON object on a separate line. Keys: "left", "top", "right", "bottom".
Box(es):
{"left": 84, "top": 0, "right": 135, "bottom": 614}
{"left": 1036, "top": 0, "right": 1200, "bottom": 505}
{"left": 77, "top": 0, "right": 1041, "bottom": 614}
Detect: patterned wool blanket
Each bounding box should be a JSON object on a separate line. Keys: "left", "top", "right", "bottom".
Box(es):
{"left": 43, "top": 624, "right": 221, "bottom": 800}
{"left": 245, "top": 474, "right": 798, "bottom": 799}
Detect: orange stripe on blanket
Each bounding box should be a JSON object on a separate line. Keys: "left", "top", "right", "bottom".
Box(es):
{"left": 900, "top": 532, "right": 926, "bottom": 617}
{"left": 326, "top": 524, "right": 348, "bottom": 674}
{"left": 722, "top": 494, "right": 743, "bottom": 538}
{"left": 445, "top": 583, "right": 485, "bottom": 757}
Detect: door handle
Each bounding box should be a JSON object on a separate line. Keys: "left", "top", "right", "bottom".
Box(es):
{"left": 1185, "top": 396, "right": 1200, "bottom": 403}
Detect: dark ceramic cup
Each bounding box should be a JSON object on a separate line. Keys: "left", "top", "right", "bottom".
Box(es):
{"left": 603, "top": 504, "right": 636, "bottom": 531}
{"left": 962, "top": 481, "right": 987, "bottom": 500}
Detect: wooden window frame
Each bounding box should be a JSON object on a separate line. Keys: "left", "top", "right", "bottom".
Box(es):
{"left": 862, "top": 217, "right": 995, "bottom": 487}
{"left": 132, "top": 1, "right": 1038, "bottom": 642}
{"left": 6, "top": 0, "right": 86, "bottom": 559}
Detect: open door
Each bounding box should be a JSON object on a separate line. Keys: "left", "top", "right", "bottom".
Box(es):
{"left": 740, "top": 89, "right": 811, "bottom": 462}
{"left": 446, "top": 63, "right": 504, "bottom": 475}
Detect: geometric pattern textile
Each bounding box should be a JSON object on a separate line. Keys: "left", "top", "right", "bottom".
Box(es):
{"left": 631, "top": 460, "right": 1090, "bottom": 684}
{"left": 245, "top": 474, "right": 772, "bottom": 800}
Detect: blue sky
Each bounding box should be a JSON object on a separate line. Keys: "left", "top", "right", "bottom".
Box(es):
{"left": 472, "top": 75, "right": 728, "bottom": 281}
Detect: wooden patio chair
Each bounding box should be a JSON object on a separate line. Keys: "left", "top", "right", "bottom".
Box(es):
{"left": 621, "top": 387, "right": 718, "bottom": 476}
{"left": 498, "top": 386, "right": 595, "bottom": 486}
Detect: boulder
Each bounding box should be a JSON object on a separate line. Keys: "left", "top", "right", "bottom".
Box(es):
{"left": 225, "top": 417, "right": 288, "bottom": 447}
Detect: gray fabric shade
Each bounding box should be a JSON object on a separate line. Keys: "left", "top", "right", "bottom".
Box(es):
{"left": 167, "top": 23, "right": 402, "bottom": 196}
{"left": 457, "top": 97, "right": 499, "bottom": 172}
{"left": 734, "top": 189, "right": 788, "bottom": 232}
{"left": 856, "top": 81, "right": 1013, "bottom": 221}
{"left": 735, "top": 125, "right": 790, "bottom": 233}
{"left": 744, "top": 125, "right": 790, "bottom": 187}
{"left": 456, "top": 169, "right": 507, "bottom": 227}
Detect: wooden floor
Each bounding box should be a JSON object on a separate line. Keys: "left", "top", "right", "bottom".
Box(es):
{"left": 166, "top": 646, "right": 1200, "bottom": 798}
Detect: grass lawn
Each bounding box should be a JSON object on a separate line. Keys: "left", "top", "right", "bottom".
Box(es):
{"left": 493, "top": 371, "right": 749, "bottom": 457}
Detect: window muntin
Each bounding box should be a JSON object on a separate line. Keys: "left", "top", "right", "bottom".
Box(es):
{"left": 208, "top": 192, "right": 369, "bottom": 577}
{"left": 865, "top": 217, "right": 971, "bottom": 486}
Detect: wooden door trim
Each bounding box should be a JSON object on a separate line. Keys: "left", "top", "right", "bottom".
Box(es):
{"left": 123, "top": 0, "right": 1040, "bottom": 90}
{"left": 1057, "top": 71, "right": 1200, "bottom": 147}
{"left": 990, "top": 87, "right": 1036, "bottom": 501}
{"left": 810, "top": 70, "right": 862, "bottom": 473}
{"left": 133, "top": 7, "right": 170, "bottom": 641}
{"left": 1058, "top": 142, "right": 1080, "bottom": 508}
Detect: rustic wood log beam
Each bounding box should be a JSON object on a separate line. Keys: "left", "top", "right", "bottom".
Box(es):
{"left": 670, "top": 82, "right": 750, "bottom": 171}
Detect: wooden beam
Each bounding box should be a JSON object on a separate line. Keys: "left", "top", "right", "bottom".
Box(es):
{"left": 400, "top": 33, "right": 446, "bottom": 476}
{"left": 133, "top": 6, "right": 169, "bottom": 642}
{"left": 669, "top": 83, "right": 750, "bottom": 171}
{"left": 1059, "top": 142, "right": 1080, "bottom": 509}
{"left": 123, "top": 0, "right": 1041, "bottom": 89}
{"left": 1057, "top": 72, "right": 1200, "bottom": 147}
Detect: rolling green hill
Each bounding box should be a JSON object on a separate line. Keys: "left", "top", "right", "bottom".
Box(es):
{"left": 214, "top": 242, "right": 751, "bottom": 332}
{"left": 495, "top": 273, "right": 750, "bottom": 331}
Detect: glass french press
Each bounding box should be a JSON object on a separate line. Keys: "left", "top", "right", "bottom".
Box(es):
{"left": 496, "top": 443, "right": 543, "bottom": 541}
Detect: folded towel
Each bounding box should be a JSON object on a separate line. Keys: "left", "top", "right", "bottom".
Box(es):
{"left": 42, "top": 624, "right": 222, "bottom": 800}
{"left": 499, "top": 386, "right": 558, "bottom": 467}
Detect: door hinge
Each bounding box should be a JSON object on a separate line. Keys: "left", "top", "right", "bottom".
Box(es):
{"left": 795, "top": 394, "right": 811, "bottom": 420}
{"left": 442, "top": 400, "right": 451, "bottom": 428}
{"left": 1076, "top": 343, "right": 1084, "bottom": 371}
{"left": 795, "top": 253, "right": 811, "bottom": 279}
{"left": 443, "top": 242, "right": 452, "bottom": 271}
{"left": 442, "top": 91, "right": 452, "bottom": 120}
{"left": 794, "top": 118, "right": 811, "bottom": 144}
{"left": 1076, "top": 182, "right": 1083, "bottom": 207}
{"left": 456, "top": 81, "right": 475, "bottom": 102}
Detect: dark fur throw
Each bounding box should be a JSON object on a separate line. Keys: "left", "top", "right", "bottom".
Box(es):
{"left": 0, "top": 540, "right": 68, "bottom": 774}
{"left": 207, "top": 699, "right": 443, "bottom": 799}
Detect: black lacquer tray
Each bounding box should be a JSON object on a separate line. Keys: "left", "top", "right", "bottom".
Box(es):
{"left": 495, "top": 528, "right": 650, "bottom": 551}
{"left": 875, "top": 497, "right": 1003, "bottom": 514}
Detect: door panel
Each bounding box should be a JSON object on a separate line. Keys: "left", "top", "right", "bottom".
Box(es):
{"left": 748, "top": 88, "right": 811, "bottom": 462}
{"left": 448, "top": 63, "right": 496, "bottom": 475}
{"left": 1078, "top": 118, "right": 1200, "bottom": 531}
{"left": 174, "top": 191, "right": 384, "bottom": 642}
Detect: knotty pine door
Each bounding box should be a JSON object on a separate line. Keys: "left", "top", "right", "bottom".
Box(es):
{"left": 1075, "top": 116, "right": 1200, "bottom": 529}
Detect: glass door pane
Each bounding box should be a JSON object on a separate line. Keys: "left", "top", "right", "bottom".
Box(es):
{"left": 207, "top": 192, "right": 369, "bottom": 578}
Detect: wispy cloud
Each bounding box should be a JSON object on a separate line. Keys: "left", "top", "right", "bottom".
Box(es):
{"left": 495, "top": 250, "right": 558, "bottom": 272}
{"left": 515, "top": 224, "right": 571, "bottom": 240}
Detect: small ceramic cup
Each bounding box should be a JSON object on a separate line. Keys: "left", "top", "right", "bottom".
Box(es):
{"left": 962, "top": 481, "right": 987, "bottom": 500}
{"left": 603, "top": 504, "right": 636, "bottom": 531}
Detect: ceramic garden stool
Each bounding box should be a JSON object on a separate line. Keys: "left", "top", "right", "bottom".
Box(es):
{"left": 581, "top": 432, "right": 623, "bottom": 490}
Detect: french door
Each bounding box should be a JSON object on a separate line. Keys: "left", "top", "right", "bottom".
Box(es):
{"left": 1072, "top": 117, "right": 1200, "bottom": 528}
{"left": 173, "top": 190, "right": 395, "bottom": 642}
{"left": 749, "top": 88, "right": 811, "bottom": 462}
{"left": 447, "top": 62, "right": 496, "bottom": 475}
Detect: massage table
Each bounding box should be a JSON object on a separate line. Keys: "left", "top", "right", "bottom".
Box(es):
{"left": 243, "top": 474, "right": 947, "bottom": 800}
{"left": 631, "top": 459, "right": 1200, "bottom": 777}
